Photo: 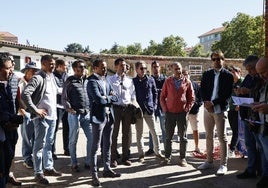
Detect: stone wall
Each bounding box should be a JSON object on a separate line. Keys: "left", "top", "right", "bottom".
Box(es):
{"left": 89, "top": 54, "right": 245, "bottom": 81}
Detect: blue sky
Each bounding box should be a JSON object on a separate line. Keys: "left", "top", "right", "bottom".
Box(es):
{"left": 1, "top": 0, "right": 263, "bottom": 53}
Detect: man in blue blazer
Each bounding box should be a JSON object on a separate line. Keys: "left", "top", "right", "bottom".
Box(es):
{"left": 87, "top": 59, "right": 120, "bottom": 187}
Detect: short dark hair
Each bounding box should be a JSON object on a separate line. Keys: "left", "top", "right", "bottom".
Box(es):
{"left": 151, "top": 61, "right": 157, "bottom": 66}
{"left": 0, "top": 52, "right": 12, "bottom": 68}
{"left": 55, "top": 59, "right": 66, "bottom": 67}
{"left": 93, "top": 59, "right": 105, "bottom": 67}
{"left": 114, "top": 58, "right": 125, "bottom": 66}
{"left": 243, "top": 55, "right": 259, "bottom": 67}
{"left": 210, "top": 50, "right": 225, "bottom": 60}
{"left": 71, "top": 60, "right": 84, "bottom": 69}
{"left": 41, "top": 55, "right": 54, "bottom": 62}
{"left": 135, "top": 60, "right": 145, "bottom": 69}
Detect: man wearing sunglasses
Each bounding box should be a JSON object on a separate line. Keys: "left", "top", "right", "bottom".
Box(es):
{"left": 133, "top": 61, "right": 164, "bottom": 162}
{"left": 198, "top": 50, "right": 233, "bottom": 175}
{"left": 62, "top": 60, "right": 92, "bottom": 173}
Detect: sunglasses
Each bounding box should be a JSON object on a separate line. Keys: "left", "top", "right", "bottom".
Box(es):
{"left": 140, "top": 67, "right": 147, "bottom": 70}
{"left": 211, "top": 58, "right": 222, "bottom": 62}
{"left": 78, "top": 65, "right": 86, "bottom": 69}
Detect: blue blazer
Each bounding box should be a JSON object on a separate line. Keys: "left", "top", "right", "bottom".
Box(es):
{"left": 87, "top": 74, "right": 118, "bottom": 125}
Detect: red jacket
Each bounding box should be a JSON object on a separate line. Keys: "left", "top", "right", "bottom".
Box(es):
{"left": 160, "top": 76, "right": 194, "bottom": 113}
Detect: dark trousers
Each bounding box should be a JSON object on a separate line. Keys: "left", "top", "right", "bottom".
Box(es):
{"left": 2, "top": 130, "right": 18, "bottom": 186}
{"left": 53, "top": 109, "right": 69, "bottom": 153}
{"left": 228, "top": 110, "right": 239, "bottom": 151}
{"left": 111, "top": 105, "right": 132, "bottom": 161}
{"left": 0, "top": 141, "right": 6, "bottom": 187}
{"left": 62, "top": 111, "right": 69, "bottom": 152}
{"left": 165, "top": 112, "right": 188, "bottom": 159}
{"left": 91, "top": 114, "right": 113, "bottom": 176}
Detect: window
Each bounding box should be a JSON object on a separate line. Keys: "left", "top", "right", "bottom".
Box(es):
{"left": 189, "top": 65, "right": 202, "bottom": 75}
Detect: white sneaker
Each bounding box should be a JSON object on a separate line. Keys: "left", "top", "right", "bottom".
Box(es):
{"left": 228, "top": 150, "right": 235, "bottom": 158}
{"left": 216, "top": 165, "right": 228, "bottom": 175}
{"left": 197, "top": 161, "right": 214, "bottom": 170}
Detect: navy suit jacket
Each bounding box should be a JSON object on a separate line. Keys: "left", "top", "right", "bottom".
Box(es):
{"left": 87, "top": 74, "right": 118, "bottom": 125}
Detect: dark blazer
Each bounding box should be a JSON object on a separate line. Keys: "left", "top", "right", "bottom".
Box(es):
{"left": 189, "top": 80, "right": 203, "bottom": 115}
{"left": 87, "top": 74, "right": 118, "bottom": 125}
{"left": 200, "top": 68, "right": 233, "bottom": 112}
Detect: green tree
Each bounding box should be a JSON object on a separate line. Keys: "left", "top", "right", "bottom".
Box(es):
{"left": 189, "top": 44, "right": 206, "bottom": 57}
{"left": 212, "top": 13, "right": 264, "bottom": 58}
{"left": 126, "top": 43, "right": 143, "bottom": 55}
{"left": 143, "top": 40, "right": 159, "bottom": 55}
{"left": 107, "top": 43, "right": 127, "bottom": 54}
{"left": 83, "top": 45, "right": 92, "bottom": 53}
{"left": 157, "top": 35, "right": 187, "bottom": 56}
{"left": 64, "top": 43, "right": 84, "bottom": 53}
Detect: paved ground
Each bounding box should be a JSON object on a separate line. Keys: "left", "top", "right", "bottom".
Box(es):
{"left": 7, "top": 108, "right": 260, "bottom": 188}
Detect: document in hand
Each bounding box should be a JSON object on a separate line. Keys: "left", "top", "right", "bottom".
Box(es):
{"left": 231, "top": 96, "right": 254, "bottom": 107}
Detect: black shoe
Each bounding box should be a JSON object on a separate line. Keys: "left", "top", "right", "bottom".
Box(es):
{"left": 92, "top": 175, "right": 101, "bottom": 186}
{"left": 236, "top": 170, "right": 256, "bottom": 179}
{"left": 35, "top": 174, "right": 49, "bottom": 185}
{"left": 64, "top": 150, "right": 70, "bottom": 156}
{"left": 52, "top": 153, "right": 58, "bottom": 160}
{"left": 8, "top": 175, "right": 22, "bottom": 186}
{"left": 145, "top": 149, "right": 154, "bottom": 156}
{"left": 103, "top": 170, "right": 121, "bottom": 178}
{"left": 257, "top": 176, "right": 268, "bottom": 188}
{"left": 44, "top": 168, "right": 62, "bottom": 176}
{"left": 71, "top": 165, "right": 80, "bottom": 172}
{"left": 84, "top": 164, "right": 90, "bottom": 170}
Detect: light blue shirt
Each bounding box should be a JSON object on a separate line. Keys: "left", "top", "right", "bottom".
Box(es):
{"left": 108, "top": 73, "right": 136, "bottom": 106}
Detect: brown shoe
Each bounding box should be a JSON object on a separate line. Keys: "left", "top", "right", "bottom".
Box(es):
{"left": 111, "top": 160, "right": 118, "bottom": 168}
{"left": 44, "top": 168, "right": 62, "bottom": 176}
{"left": 8, "top": 175, "right": 22, "bottom": 186}
{"left": 122, "top": 160, "right": 131, "bottom": 166}
{"left": 138, "top": 155, "right": 144, "bottom": 163}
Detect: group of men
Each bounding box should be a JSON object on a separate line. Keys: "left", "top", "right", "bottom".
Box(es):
{"left": 1, "top": 50, "right": 268, "bottom": 188}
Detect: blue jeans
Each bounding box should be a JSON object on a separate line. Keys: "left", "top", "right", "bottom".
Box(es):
{"left": 32, "top": 118, "right": 56, "bottom": 175}
{"left": 256, "top": 133, "right": 268, "bottom": 176}
{"left": 21, "top": 112, "right": 34, "bottom": 163}
{"left": 243, "top": 120, "right": 258, "bottom": 174}
{"left": 149, "top": 114, "right": 166, "bottom": 150}
{"left": 68, "top": 112, "right": 92, "bottom": 166}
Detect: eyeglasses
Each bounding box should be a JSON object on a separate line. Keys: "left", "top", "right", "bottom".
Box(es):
{"left": 140, "top": 67, "right": 147, "bottom": 70}
{"left": 211, "top": 58, "right": 222, "bottom": 62}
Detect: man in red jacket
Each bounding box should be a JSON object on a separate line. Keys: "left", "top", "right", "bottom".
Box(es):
{"left": 160, "top": 62, "right": 194, "bottom": 166}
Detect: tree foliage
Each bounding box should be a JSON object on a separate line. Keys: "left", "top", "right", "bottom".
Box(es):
{"left": 64, "top": 43, "right": 92, "bottom": 53}
{"left": 157, "top": 35, "right": 187, "bottom": 56}
{"left": 211, "top": 13, "right": 264, "bottom": 58}
{"left": 126, "top": 43, "right": 143, "bottom": 55}
{"left": 189, "top": 44, "right": 207, "bottom": 57}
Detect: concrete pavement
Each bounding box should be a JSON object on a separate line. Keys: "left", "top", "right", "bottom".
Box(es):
{"left": 8, "top": 107, "right": 259, "bottom": 188}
